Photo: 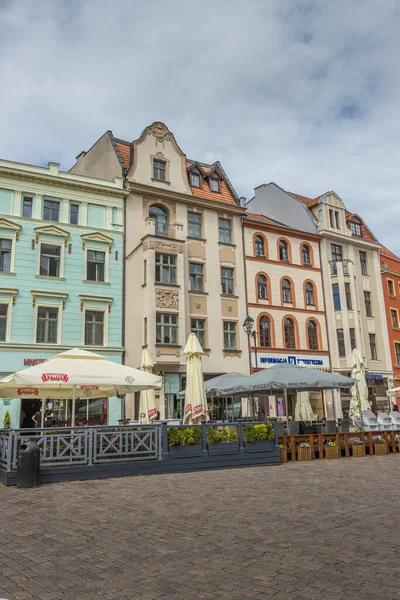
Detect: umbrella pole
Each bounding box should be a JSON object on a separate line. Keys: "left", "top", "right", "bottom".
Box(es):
{"left": 284, "top": 389, "right": 289, "bottom": 429}
{"left": 71, "top": 385, "right": 76, "bottom": 430}
{"left": 41, "top": 398, "right": 45, "bottom": 429}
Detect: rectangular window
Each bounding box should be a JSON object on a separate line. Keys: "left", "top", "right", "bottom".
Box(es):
{"left": 36, "top": 307, "right": 59, "bottom": 344}
{"left": 190, "top": 173, "right": 201, "bottom": 188}
{"left": 84, "top": 311, "right": 104, "bottom": 346}
{"left": 218, "top": 218, "right": 232, "bottom": 244}
{"left": 337, "top": 329, "right": 345, "bottom": 357}
{"left": 153, "top": 160, "right": 166, "bottom": 181}
{"left": 350, "top": 221, "right": 362, "bottom": 236}
{"left": 190, "top": 263, "right": 204, "bottom": 291}
{"left": 364, "top": 291, "right": 372, "bottom": 317}
{"left": 349, "top": 328, "right": 356, "bottom": 351}
{"left": 23, "top": 196, "right": 33, "bottom": 218}
{"left": 331, "top": 243, "right": 342, "bottom": 274}
{"left": 345, "top": 282, "right": 352, "bottom": 310}
{"left": 388, "top": 280, "right": 395, "bottom": 296}
{"left": 332, "top": 283, "right": 341, "bottom": 310}
{"left": 43, "top": 199, "right": 60, "bottom": 222}
{"left": 191, "top": 318, "right": 206, "bottom": 348}
{"left": 40, "top": 243, "right": 61, "bottom": 277}
{"left": 221, "top": 267, "right": 234, "bottom": 295}
{"left": 210, "top": 178, "right": 220, "bottom": 192}
{"left": 329, "top": 209, "right": 335, "bottom": 228}
{"left": 188, "top": 212, "right": 202, "bottom": 238}
{"left": 155, "top": 253, "right": 176, "bottom": 284}
{"left": 69, "top": 203, "right": 79, "bottom": 225}
{"left": 360, "top": 251, "right": 368, "bottom": 276}
{"left": 156, "top": 313, "right": 178, "bottom": 344}
{"left": 335, "top": 211, "right": 340, "bottom": 229}
{"left": 0, "top": 304, "right": 8, "bottom": 342}
{"left": 223, "top": 321, "right": 237, "bottom": 350}
{"left": 391, "top": 309, "right": 398, "bottom": 329}
{"left": 369, "top": 333, "right": 377, "bottom": 360}
{"left": 395, "top": 342, "right": 400, "bottom": 366}
{"left": 87, "top": 250, "right": 105, "bottom": 282}
{"left": 0, "top": 238, "right": 12, "bottom": 273}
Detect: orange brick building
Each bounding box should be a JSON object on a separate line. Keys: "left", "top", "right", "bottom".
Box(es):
{"left": 381, "top": 246, "right": 400, "bottom": 406}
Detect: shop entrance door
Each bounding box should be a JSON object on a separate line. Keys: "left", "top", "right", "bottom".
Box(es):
{"left": 20, "top": 399, "right": 41, "bottom": 428}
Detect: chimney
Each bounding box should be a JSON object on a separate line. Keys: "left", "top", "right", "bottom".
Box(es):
{"left": 75, "top": 151, "right": 86, "bottom": 161}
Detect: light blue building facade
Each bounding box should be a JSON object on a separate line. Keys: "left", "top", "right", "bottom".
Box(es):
{"left": 0, "top": 159, "right": 126, "bottom": 428}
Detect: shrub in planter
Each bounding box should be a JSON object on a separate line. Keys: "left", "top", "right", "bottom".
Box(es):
{"left": 373, "top": 437, "right": 388, "bottom": 456}
{"left": 351, "top": 439, "right": 366, "bottom": 458}
{"left": 168, "top": 427, "right": 203, "bottom": 458}
{"left": 297, "top": 441, "right": 312, "bottom": 461}
{"left": 3, "top": 410, "right": 11, "bottom": 429}
{"left": 207, "top": 426, "right": 239, "bottom": 455}
{"left": 325, "top": 441, "right": 340, "bottom": 460}
{"left": 243, "top": 423, "right": 275, "bottom": 453}
{"left": 279, "top": 443, "right": 288, "bottom": 463}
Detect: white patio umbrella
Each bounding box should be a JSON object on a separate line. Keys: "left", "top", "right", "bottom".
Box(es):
{"left": 139, "top": 349, "right": 158, "bottom": 424}
{"left": 294, "top": 392, "right": 314, "bottom": 421}
{"left": 183, "top": 334, "right": 209, "bottom": 425}
{"left": 349, "top": 348, "right": 370, "bottom": 424}
{"left": 0, "top": 348, "right": 162, "bottom": 427}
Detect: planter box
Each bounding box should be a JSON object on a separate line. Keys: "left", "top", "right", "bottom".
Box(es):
{"left": 208, "top": 443, "right": 239, "bottom": 456}
{"left": 297, "top": 447, "right": 312, "bottom": 461}
{"left": 169, "top": 444, "right": 202, "bottom": 459}
{"left": 325, "top": 446, "right": 340, "bottom": 460}
{"left": 374, "top": 443, "right": 388, "bottom": 456}
{"left": 280, "top": 448, "right": 288, "bottom": 463}
{"left": 352, "top": 444, "right": 366, "bottom": 458}
{"left": 245, "top": 440, "right": 275, "bottom": 454}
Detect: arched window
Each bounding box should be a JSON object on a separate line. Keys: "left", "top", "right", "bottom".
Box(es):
{"left": 255, "top": 235, "right": 265, "bottom": 257}
{"left": 149, "top": 204, "right": 168, "bottom": 235}
{"left": 279, "top": 240, "right": 289, "bottom": 262}
{"left": 282, "top": 279, "right": 292, "bottom": 303}
{"left": 284, "top": 318, "right": 295, "bottom": 349}
{"left": 307, "top": 320, "right": 319, "bottom": 350}
{"left": 259, "top": 315, "right": 271, "bottom": 347}
{"left": 257, "top": 275, "right": 268, "bottom": 300}
{"left": 302, "top": 244, "right": 311, "bottom": 265}
{"left": 305, "top": 282, "right": 314, "bottom": 306}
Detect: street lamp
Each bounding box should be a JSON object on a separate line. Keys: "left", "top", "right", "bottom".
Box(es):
{"left": 243, "top": 316, "right": 258, "bottom": 370}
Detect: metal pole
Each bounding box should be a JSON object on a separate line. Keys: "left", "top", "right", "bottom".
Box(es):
{"left": 41, "top": 398, "right": 45, "bottom": 428}
{"left": 71, "top": 385, "right": 76, "bottom": 428}
{"left": 253, "top": 331, "right": 258, "bottom": 371}
{"left": 284, "top": 389, "right": 289, "bottom": 429}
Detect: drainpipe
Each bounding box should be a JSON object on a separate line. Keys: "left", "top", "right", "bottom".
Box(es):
{"left": 241, "top": 216, "right": 252, "bottom": 374}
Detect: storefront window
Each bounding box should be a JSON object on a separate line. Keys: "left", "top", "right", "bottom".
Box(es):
{"left": 48, "top": 398, "right": 108, "bottom": 426}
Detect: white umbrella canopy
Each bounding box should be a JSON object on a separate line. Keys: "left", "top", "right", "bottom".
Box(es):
{"left": 349, "top": 348, "right": 370, "bottom": 421}
{"left": 183, "top": 334, "right": 209, "bottom": 425}
{"left": 139, "top": 349, "right": 158, "bottom": 424}
{"left": 294, "top": 392, "right": 314, "bottom": 421}
{"left": 0, "top": 348, "right": 162, "bottom": 399}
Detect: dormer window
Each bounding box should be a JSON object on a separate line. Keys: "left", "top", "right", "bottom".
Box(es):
{"left": 153, "top": 160, "right": 166, "bottom": 182}
{"left": 350, "top": 218, "right": 362, "bottom": 237}
{"left": 190, "top": 173, "right": 201, "bottom": 188}
{"left": 210, "top": 178, "right": 220, "bottom": 193}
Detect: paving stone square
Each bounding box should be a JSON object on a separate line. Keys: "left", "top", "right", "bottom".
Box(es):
{"left": 1, "top": 456, "right": 400, "bottom": 599}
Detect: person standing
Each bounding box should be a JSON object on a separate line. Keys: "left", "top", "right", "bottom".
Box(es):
{"left": 32, "top": 403, "right": 43, "bottom": 429}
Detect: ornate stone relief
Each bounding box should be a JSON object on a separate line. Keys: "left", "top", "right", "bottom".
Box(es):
{"left": 155, "top": 289, "right": 179, "bottom": 310}
{"left": 143, "top": 240, "right": 183, "bottom": 254}
{"left": 146, "top": 122, "right": 173, "bottom": 144}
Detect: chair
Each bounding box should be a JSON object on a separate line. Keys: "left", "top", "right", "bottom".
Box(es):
{"left": 377, "top": 412, "right": 392, "bottom": 431}
{"left": 362, "top": 410, "right": 379, "bottom": 431}
{"left": 389, "top": 411, "right": 400, "bottom": 430}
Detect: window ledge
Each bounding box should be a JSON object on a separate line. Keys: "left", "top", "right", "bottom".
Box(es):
{"left": 151, "top": 178, "right": 171, "bottom": 186}
{"left": 189, "top": 290, "right": 208, "bottom": 295}
{"left": 218, "top": 242, "right": 236, "bottom": 248}
{"left": 0, "top": 271, "right": 16, "bottom": 276}
{"left": 221, "top": 294, "right": 239, "bottom": 299}
{"left": 223, "top": 349, "right": 242, "bottom": 355}
{"left": 35, "top": 275, "right": 65, "bottom": 281}
{"left": 154, "top": 282, "right": 180, "bottom": 288}
{"left": 155, "top": 343, "right": 181, "bottom": 348}
{"left": 187, "top": 236, "right": 207, "bottom": 242}
{"left": 84, "top": 280, "right": 110, "bottom": 285}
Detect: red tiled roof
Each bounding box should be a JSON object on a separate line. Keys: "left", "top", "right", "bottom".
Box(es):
{"left": 290, "top": 192, "right": 320, "bottom": 207}
{"left": 116, "top": 142, "right": 130, "bottom": 170}
{"left": 345, "top": 211, "right": 376, "bottom": 242}
{"left": 246, "top": 212, "right": 278, "bottom": 224}
{"left": 380, "top": 245, "right": 400, "bottom": 263}
{"left": 186, "top": 162, "right": 237, "bottom": 205}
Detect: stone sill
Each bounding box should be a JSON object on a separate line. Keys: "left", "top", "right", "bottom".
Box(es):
{"left": 155, "top": 344, "right": 182, "bottom": 348}
{"left": 35, "top": 275, "right": 66, "bottom": 281}
{"left": 155, "top": 282, "right": 180, "bottom": 288}
{"left": 218, "top": 242, "right": 236, "bottom": 248}
{"left": 0, "top": 271, "right": 16, "bottom": 276}
{"left": 221, "top": 294, "right": 239, "bottom": 299}
{"left": 84, "top": 280, "right": 110, "bottom": 285}
{"left": 187, "top": 236, "right": 207, "bottom": 242}
{"left": 189, "top": 290, "right": 208, "bottom": 295}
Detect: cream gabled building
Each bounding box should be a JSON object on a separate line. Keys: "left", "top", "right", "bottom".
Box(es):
{"left": 71, "top": 122, "right": 249, "bottom": 419}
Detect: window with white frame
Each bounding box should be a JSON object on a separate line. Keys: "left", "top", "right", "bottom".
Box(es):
{"left": 87, "top": 250, "right": 106, "bottom": 282}
{"left": 155, "top": 253, "right": 176, "bottom": 284}
{"left": 188, "top": 212, "right": 202, "bottom": 238}
{"left": 221, "top": 267, "right": 234, "bottom": 295}
{"left": 218, "top": 218, "right": 232, "bottom": 244}
{"left": 36, "top": 307, "right": 59, "bottom": 344}
{"left": 43, "top": 199, "right": 60, "bottom": 222}
{"left": 0, "top": 303, "right": 8, "bottom": 342}
{"left": 190, "top": 263, "right": 204, "bottom": 291}
{"left": 190, "top": 173, "right": 201, "bottom": 188}
{"left": 156, "top": 313, "right": 178, "bottom": 344}
{"left": 210, "top": 178, "right": 220, "bottom": 192}
{"left": 70, "top": 203, "right": 79, "bottom": 225}
{"left": 191, "top": 318, "right": 206, "bottom": 347}
{"left": 84, "top": 310, "right": 104, "bottom": 346}
{"left": 40, "top": 243, "right": 61, "bottom": 277}
{"left": 0, "top": 239, "right": 12, "bottom": 272}
{"left": 22, "top": 195, "right": 33, "bottom": 218}
{"left": 153, "top": 160, "right": 166, "bottom": 181}
{"left": 223, "top": 321, "right": 237, "bottom": 349}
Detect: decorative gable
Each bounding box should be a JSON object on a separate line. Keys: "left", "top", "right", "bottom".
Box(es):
{"left": 81, "top": 231, "right": 114, "bottom": 252}
{"left": 34, "top": 224, "right": 70, "bottom": 246}
{"left": 0, "top": 217, "right": 22, "bottom": 240}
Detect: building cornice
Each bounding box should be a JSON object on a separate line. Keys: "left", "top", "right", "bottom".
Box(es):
{"left": 126, "top": 181, "right": 245, "bottom": 215}
{"left": 321, "top": 229, "right": 380, "bottom": 249}
{"left": 244, "top": 219, "right": 322, "bottom": 242}
{"left": 0, "top": 343, "right": 124, "bottom": 353}
{"left": 0, "top": 166, "right": 129, "bottom": 199}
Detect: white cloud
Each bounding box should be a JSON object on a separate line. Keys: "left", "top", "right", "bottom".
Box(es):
{"left": 0, "top": 0, "right": 399, "bottom": 250}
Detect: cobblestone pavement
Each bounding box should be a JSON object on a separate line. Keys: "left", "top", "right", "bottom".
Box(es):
{"left": 1, "top": 456, "right": 400, "bottom": 599}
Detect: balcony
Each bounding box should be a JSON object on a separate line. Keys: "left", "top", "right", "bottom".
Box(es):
{"left": 145, "top": 217, "right": 184, "bottom": 240}
{"left": 329, "top": 259, "right": 351, "bottom": 277}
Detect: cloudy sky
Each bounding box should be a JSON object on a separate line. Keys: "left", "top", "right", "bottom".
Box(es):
{"left": 1, "top": 0, "right": 399, "bottom": 250}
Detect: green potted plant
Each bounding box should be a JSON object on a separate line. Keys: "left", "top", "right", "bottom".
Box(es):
{"left": 2, "top": 410, "right": 11, "bottom": 429}
{"left": 351, "top": 438, "right": 366, "bottom": 458}
{"left": 243, "top": 423, "right": 275, "bottom": 453}
{"left": 325, "top": 440, "right": 340, "bottom": 460}
{"left": 207, "top": 426, "right": 239, "bottom": 456}
{"left": 373, "top": 436, "right": 388, "bottom": 456}
{"left": 297, "top": 440, "right": 312, "bottom": 461}
{"left": 168, "top": 427, "right": 202, "bottom": 458}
